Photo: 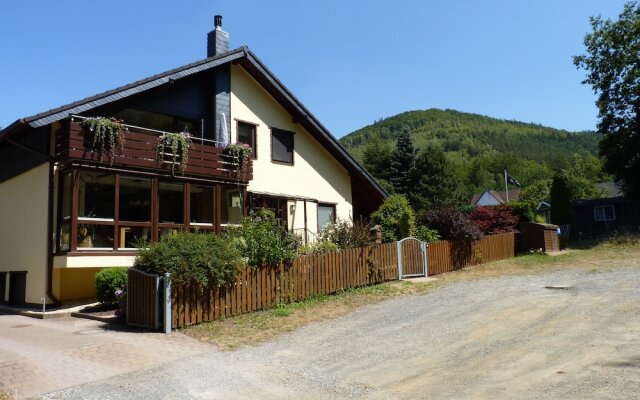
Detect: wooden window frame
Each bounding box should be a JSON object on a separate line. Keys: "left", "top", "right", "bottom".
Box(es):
{"left": 236, "top": 119, "right": 258, "bottom": 160}
{"left": 270, "top": 128, "right": 295, "bottom": 166}
{"left": 57, "top": 167, "right": 246, "bottom": 254}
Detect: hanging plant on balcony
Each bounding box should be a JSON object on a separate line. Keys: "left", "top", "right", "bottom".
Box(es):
{"left": 157, "top": 131, "right": 192, "bottom": 174}
{"left": 80, "top": 117, "right": 126, "bottom": 164}
{"left": 223, "top": 142, "right": 252, "bottom": 180}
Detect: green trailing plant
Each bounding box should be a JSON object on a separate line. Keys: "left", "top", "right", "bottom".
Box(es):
{"left": 157, "top": 132, "right": 192, "bottom": 174}
{"left": 134, "top": 232, "right": 243, "bottom": 286}
{"left": 94, "top": 267, "right": 128, "bottom": 306}
{"left": 223, "top": 142, "right": 252, "bottom": 180}
{"left": 80, "top": 117, "right": 126, "bottom": 164}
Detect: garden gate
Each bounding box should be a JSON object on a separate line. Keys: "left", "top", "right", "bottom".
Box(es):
{"left": 396, "top": 237, "right": 427, "bottom": 279}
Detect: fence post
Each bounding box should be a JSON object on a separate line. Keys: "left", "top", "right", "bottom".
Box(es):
{"left": 163, "top": 273, "right": 172, "bottom": 334}
{"left": 422, "top": 241, "right": 428, "bottom": 277}
{"left": 396, "top": 240, "right": 403, "bottom": 280}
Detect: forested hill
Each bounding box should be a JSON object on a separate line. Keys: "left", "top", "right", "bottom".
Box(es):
{"left": 339, "top": 109, "right": 599, "bottom": 163}
{"left": 339, "top": 108, "right": 604, "bottom": 206}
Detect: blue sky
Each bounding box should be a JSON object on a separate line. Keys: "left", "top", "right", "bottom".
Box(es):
{"left": 0, "top": 1, "right": 628, "bottom": 137}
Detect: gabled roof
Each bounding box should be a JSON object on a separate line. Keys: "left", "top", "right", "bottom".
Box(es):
{"left": 471, "top": 189, "right": 521, "bottom": 206}
{"left": 0, "top": 46, "right": 388, "bottom": 203}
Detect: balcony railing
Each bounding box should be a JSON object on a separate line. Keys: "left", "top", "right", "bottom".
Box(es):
{"left": 55, "top": 117, "right": 252, "bottom": 181}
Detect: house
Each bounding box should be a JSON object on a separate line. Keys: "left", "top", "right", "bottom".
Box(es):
{"left": 571, "top": 184, "right": 640, "bottom": 238}
{"left": 470, "top": 189, "right": 521, "bottom": 207}
{"left": 0, "top": 16, "right": 387, "bottom": 307}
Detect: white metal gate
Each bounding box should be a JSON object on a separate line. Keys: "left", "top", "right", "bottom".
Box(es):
{"left": 396, "top": 237, "right": 427, "bottom": 279}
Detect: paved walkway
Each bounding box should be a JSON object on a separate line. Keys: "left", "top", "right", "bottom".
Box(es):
{"left": 0, "top": 314, "right": 212, "bottom": 398}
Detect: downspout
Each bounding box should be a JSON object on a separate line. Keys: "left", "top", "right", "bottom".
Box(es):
{"left": 46, "top": 159, "right": 61, "bottom": 306}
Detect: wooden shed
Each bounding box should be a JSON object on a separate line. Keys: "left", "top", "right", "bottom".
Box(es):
{"left": 519, "top": 222, "right": 560, "bottom": 253}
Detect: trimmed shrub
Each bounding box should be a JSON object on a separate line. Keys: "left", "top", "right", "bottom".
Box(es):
{"left": 469, "top": 205, "right": 520, "bottom": 234}
{"left": 418, "top": 207, "right": 481, "bottom": 242}
{"left": 95, "top": 267, "right": 128, "bottom": 306}
{"left": 134, "top": 232, "right": 243, "bottom": 286}
{"left": 509, "top": 201, "right": 542, "bottom": 223}
{"left": 415, "top": 225, "right": 440, "bottom": 243}
{"left": 371, "top": 195, "right": 416, "bottom": 243}
{"left": 319, "top": 218, "right": 373, "bottom": 249}
{"left": 228, "top": 209, "right": 300, "bottom": 267}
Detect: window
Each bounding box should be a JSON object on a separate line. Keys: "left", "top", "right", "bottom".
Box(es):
{"left": 237, "top": 121, "right": 257, "bottom": 159}
{"left": 221, "top": 187, "right": 243, "bottom": 225}
{"left": 190, "top": 185, "right": 214, "bottom": 225}
{"left": 119, "top": 176, "right": 151, "bottom": 222}
{"left": 78, "top": 171, "right": 115, "bottom": 219}
{"left": 594, "top": 205, "right": 615, "bottom": 221}
{"left": 158, "top": 182, "right": 184, "bottom": 224}
{"left": 271, "top": 128, "right": 294, "bottom": 164}
{"left": 114, "top": 109, "right": 201, "bottom": 137}
{"left": 317, "top": 203, "right": 336, "bottom": 230}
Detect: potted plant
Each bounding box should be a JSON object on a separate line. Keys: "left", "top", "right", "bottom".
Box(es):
{"left": 157, "top": 131, "right": 192, "bottom": 175}
{"left": 223, "top": 142, "right": 252, "bottom": 180}
{"left": 80, "top": 117, "right": 126, "bottom": 164}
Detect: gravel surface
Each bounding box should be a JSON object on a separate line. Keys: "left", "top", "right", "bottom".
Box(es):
{"left": 41, "top": 263, "right": 640, "bottom": 400}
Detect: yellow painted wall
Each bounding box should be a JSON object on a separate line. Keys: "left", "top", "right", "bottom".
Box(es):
{"left": 230, "top": 65, "right": 352, "bottom": 234}
{"left": 52, "top": 267, "right": 104, "bottom": 301}
{"left": 0, "top": 163, "right": 49, "bottom": 304}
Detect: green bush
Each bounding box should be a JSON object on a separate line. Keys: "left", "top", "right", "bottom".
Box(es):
{"left": 134, "top": 232, "right": 243, "bottom": 286}
{"left": 95, "top": 267, "right": 128, "bottom": 305}
{"left": 298, "top": 240, "right": 340, "bottom": 255}
{"left": 319, "top": 218, "right": 373, "bottom": 249}
{"left": 371, "top": 195, "right": 416, "bottom": 243}
{"left": 228, "top": 209, "right": 300, "bottom": 267}
{"left": 415, "top": 225, "right": 440, "bottom": 243}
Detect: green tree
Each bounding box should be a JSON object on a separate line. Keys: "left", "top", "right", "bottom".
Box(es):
{"left": 407, "top": 145, "right": 456, "bottom": 211}
{"left": 519, "top": 179, "right": 551, "bottom": 205}
{"left": 370, "top": 194, "right": 416, "bottom": 242}
{"left": 361, "top": 135, "right": 394, "bottom": 192}
{"left": 390, "top": 126, "right": 416, "bottom": 194}
{"left": 550, "top": 174, "right": 573, "bottom": 225}
{"left": 574, "top": 2, "right": 640, "bottom": 200}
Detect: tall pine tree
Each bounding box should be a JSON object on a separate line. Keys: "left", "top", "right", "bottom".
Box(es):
{"left": 390, "top": 126, "right": 416, "bottom": 195}
{"left": 408, "top": 145, "right": 456, "bottom": 211}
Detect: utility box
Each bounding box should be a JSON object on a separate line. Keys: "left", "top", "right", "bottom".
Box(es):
{"left": 519, "top": 223, "right": 560, "bottom": 253}
{"left": 8, "top": 271, "right": 27, "bottom": 306}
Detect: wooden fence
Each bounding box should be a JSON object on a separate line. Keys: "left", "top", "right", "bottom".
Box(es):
{"left": 127, "top": 268, "right": 160, "bottom": 329}
{"left": 428, "top": 232, "right": 515, "bottom": 275}
{"left": 172, "top": 242, "right": 400, "bottom": 328}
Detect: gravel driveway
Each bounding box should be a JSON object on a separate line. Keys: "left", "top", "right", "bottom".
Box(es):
{"left": 42, "top": 263, "right": 640, "bottom": 400}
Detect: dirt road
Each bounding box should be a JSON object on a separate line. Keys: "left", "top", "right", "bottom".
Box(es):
{"left": 42, "top": 263, "right": 640, "bottom": 399}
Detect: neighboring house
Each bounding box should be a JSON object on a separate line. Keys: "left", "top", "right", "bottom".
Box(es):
{"left": 571, "top": 186, "right": 640, "bottom": 239}
{"left": 471, "top": 189, "right": 521, "bottom": 207}
{"left": 536, "top": 201, "right": 551, "bottom": 224}
{"left": 0, "top": 16, "right": 387, "bottom": 306}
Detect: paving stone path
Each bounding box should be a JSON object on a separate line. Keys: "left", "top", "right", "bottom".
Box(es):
{"left": 0, "top": 315, "right": 212, "bottom": 398}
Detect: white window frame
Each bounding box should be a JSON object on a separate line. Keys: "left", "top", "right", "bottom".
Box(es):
{"left": 593, "top": 205, "right": 615, "bottom": 222}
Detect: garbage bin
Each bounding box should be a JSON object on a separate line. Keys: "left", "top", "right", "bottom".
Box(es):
{"left": 8, "top": 271, "right": 27, "bottom": 306}
{"left": 0, "top": 272, "right": 6, "bottom": 303}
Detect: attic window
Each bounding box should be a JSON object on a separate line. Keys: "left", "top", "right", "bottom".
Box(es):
{"left": 594, "top": 205, "right": 615, "bottom": 222}
{"left": 271, "top": 128, "right": 294, "bottom": 165}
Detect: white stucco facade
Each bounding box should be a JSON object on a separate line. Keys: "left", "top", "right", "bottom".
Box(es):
{"left": 0, "top": 163, "right": 49, "bottom": 304}
{"left": 230, "top": 65, "right": 352, "bottom": 237}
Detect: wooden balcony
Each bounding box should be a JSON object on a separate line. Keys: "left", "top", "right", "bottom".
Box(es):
{"left": 55, "top": 118, "right": 252, "bottom": 182}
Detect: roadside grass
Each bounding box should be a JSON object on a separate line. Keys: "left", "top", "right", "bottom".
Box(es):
{"left": 0, "top": 388, "right": 17, "bottom": 400}
{"left": 182, "top": 241, "right": 640, "bottom": 350}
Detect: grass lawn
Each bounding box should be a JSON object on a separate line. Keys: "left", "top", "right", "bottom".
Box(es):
{"left": 183, "top": 239, "right": 640, "bottom": 350}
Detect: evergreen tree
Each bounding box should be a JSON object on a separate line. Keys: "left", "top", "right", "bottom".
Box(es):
{"left": 550, "top": 174, "right": 573, "bottom": 225}
{"left": 408, "top": 146, "right": 456, "bottom": 212}
{"left": 390, "top": 126, "right": 416, "bottom": 194}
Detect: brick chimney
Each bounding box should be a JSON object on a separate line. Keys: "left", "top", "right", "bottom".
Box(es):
{"left": 207, "top": 15, "right": 229, "bottom": 57}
